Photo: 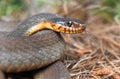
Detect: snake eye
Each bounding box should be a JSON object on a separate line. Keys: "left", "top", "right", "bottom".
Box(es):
{"left": 66, "top": 21, "right": 73, "bottom": 27}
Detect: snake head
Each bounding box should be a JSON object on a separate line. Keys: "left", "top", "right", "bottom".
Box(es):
{"left": 54, "top": 20, "right": 86, "bottom": 34}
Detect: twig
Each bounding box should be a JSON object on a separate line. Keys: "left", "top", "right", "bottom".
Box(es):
{"left": 91, "top": 66, "right": 120, "bottom": 79}
{"left": 72, "top": 56, "right": 91, "bottom": 69}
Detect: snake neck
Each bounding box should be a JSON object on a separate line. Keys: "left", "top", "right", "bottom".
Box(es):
{"left": 6, "top": 13, "right": 62, "bottom": 37}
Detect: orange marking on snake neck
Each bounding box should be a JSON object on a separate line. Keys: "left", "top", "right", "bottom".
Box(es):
{"left": 24, "top": 22, "right": 54, "bottom": 36}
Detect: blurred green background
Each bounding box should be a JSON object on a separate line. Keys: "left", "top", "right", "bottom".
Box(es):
{"left": 0, "top": 0, "right": 120, "bottom": 24}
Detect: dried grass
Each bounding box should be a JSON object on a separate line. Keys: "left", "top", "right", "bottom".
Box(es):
{"left": 56, "top": 1, "right": 120, "bottom": 78}
{"left": 63, "top": 24, "right": 120, "bottom": 79}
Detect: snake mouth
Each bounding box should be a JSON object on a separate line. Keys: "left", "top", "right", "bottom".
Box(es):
{"left": 24, "top": 21, "right": 86, "bottom": 36}
{"left": 52, "top": 21, "right": 86, "bottom": 34}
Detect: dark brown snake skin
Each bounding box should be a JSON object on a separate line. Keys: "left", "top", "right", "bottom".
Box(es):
{"left": 0, "top": 13, "right": 84, "bottom": 73}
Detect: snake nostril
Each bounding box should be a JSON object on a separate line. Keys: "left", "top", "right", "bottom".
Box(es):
{"left": 79, "top": 23, "right": 85, "bottom": 26}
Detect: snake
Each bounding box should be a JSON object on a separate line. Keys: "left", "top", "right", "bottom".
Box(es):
{"left": 0, "top": 13, "right": 85, "bottom": 73}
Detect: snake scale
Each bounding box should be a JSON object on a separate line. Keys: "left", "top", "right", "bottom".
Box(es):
{"left": 0, "top": 13, "right": 85, "bottom": 73}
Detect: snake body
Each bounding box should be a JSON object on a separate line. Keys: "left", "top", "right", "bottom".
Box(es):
{"left": 0, "top": 13, "right": 85, "bottom": 73}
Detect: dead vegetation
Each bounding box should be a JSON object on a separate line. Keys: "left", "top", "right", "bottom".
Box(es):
{"left": 55, "top": 0, "right": 120, "bottom": 79}
{"left": 63, "top": 23, "right": 120, "bottom": 79}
